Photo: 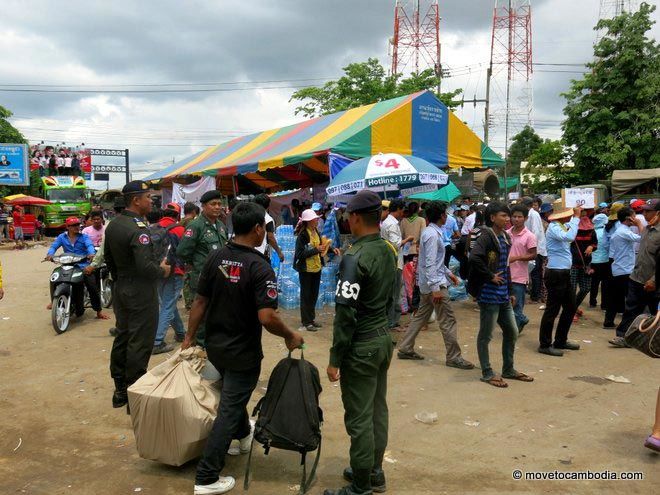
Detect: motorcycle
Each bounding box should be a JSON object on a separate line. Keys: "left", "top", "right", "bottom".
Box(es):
{"left": 48, "top": 253, "right": 87, "bottom": 334}
{"left": 84, "top": 247, "right": 113, "bottom": 309}
{"left": 98, "top": 263, "right": 113, "bottom": 308}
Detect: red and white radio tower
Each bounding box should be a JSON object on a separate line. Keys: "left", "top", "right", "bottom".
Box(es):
{"left": 486, "top": 0, "right": 533, "bottom": 186}
{"left": 390, "top": 1, "right": 441, "bottom": 77}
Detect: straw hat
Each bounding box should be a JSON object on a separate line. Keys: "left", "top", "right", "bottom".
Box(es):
{"left": 548, "top": 207, "right": 574, "bottom": 221}
{"left": 548, "top": 198, "right": 573, "bottom": 221}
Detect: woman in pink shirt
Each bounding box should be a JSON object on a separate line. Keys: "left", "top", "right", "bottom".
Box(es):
{"left": 507, "top": 205, "right": 537, "bottom": 333}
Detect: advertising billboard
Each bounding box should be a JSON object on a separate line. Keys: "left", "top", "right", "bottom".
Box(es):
{"left": 0, "top": 143, "right": 29, "bottom": 186}
{"left": 29, "top": 144, "right": 93, "bottom": 180}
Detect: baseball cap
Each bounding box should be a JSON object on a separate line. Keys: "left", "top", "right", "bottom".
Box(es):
{"left": 300, "top": 208, "right": 320, "bottom": 222}
{"left": 381, "top": 200, "right": 391, "bottom": 209}
{"left": 346, "top": 190, "right": 381, "bottom": 214}
{"left": 165, "top": 202, "right": 181, "bottom": 214}
{"left": 630, "top": 199, "right": 646, "bottom": 213}
{"left": 598, "top": 202, "right": 608, "bottom": 208}
{"left": 641, "top": 198, "right": 660, "bottom": 211}
{"left": 311, "top": 202, "right": 323, "bottom": 211}
{"left": 65, "top": 216, "right": 81, "bottom": 226}
{"left": 122, "top": 180, "right": 150, "bottom": 195}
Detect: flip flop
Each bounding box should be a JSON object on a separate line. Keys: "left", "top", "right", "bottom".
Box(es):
{"left": 480, "top": 375, "right": 508, "bottom": 388}
{"left": 502, "top": 371, "right": 534, "bottom": 382}
{"left": 644, "top": 435, "right": 660, "bottom": 453}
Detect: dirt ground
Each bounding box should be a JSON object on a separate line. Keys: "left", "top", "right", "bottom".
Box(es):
{"left": 0, "top": 245, "right": 657, "bottom": 495}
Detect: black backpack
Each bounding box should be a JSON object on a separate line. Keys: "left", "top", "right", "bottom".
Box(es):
{"left": 148, "top": 223, "right": 181, "bottom": 272}
{"left": 244, "top": 351, "right": 323, "bottom": 494}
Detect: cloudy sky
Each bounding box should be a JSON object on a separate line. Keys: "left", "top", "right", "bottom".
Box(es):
{"left": 1, "top": 0, "right": 657, "bottom": 188}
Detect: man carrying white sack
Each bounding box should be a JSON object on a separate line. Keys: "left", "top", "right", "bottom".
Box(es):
{"left": 182, "top": 201, "right": 304, "bottom": 495}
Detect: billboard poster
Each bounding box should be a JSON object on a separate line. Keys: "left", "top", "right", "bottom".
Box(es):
{"left": 29, "top": 144, "right": 93, "bottom": 180}
{"left": 0, "top": 143, "right": 29, "bottom": 186}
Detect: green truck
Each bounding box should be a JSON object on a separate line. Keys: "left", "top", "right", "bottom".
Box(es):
{"left": 39, "top": 175, "right": 91, "bottom": 232}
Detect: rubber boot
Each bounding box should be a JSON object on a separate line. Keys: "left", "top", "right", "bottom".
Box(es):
{"left": 112, "top": 378, "right": 128, "bottom": 408}
{"left": 343, "top": 467, "right": 386, "bottom": 493}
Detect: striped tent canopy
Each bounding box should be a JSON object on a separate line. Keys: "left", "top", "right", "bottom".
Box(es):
{"left": 147, "top": 90, "right": 503, "bottom": 193}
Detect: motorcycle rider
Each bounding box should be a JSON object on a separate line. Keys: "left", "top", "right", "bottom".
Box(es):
{"left": 46, "top": 216, "right": 109, "bottom": 320}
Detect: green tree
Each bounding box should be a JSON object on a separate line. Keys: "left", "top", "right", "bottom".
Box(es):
{"left": 0, "top": 104, "right": 29, "bottom": 197}
{"left": 507, "top": 125, "right": 543, "bottom": 178}
{"left": 0, "top": 104, "right": 27, "bottom": 144}
{"left": 523, "top": 139, "right": 579, "bottom": 193}
{"left": 562, "top": 3, "right": 660, "bottom": 182}
{"left": 290, "top": 58, "right": 461, "bottom": 118}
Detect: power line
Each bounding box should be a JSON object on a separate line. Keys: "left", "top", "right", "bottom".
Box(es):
{"left": 0, "top": 83, "right": 319, "bottom": 94}
{"left": 0, "top": 77, "right": 337, "bottom": 88}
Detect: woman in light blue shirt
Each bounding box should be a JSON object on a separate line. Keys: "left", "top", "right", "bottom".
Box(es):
{"left": 589, "top": 214, "right": 610, "bottom": 308}
{"left": 604, "top": 207, "right": 643, "bottom": 328}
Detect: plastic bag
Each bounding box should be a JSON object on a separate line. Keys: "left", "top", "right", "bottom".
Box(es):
{"left": 127, "top": 346, "right": 219, "bottom": 466}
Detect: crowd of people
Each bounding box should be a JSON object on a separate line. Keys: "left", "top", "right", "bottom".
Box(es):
{"left": 33, "top": 182, "right": 659, "bottom": 494}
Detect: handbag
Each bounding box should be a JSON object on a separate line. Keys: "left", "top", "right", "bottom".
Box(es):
{"left": 624, "top": 307, "right": 660, "bottom": 358}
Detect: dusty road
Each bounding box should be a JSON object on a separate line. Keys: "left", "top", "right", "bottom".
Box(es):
{"left": 0, "top": 246, "right": 657, "bottom": 494}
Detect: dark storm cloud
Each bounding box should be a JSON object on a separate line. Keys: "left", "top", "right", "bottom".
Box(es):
{"left": 3, "top": 0, "right": 555, "bottom": 85}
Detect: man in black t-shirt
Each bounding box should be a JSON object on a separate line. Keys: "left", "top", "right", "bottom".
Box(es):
{"left": 182, "top": 201, "right": 304, "bottom": 495}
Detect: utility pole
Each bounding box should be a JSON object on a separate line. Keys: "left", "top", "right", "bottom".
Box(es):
{"left": 484, "top": 67, "right": 492, "bottom": 145}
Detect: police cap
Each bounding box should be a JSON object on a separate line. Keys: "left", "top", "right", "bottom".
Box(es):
{"left": 122, "top": 180, "right": 151, "bottom": 195}
{"left": 200, "top": 190, "right": 223, "bottom": 204}
{"left": 347, "top": 189, "right": 382, "bottom": 214}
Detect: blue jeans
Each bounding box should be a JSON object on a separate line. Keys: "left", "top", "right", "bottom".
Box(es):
{"left": 154, "top": 275, "right": 185, "bottom": 346}
{"left": 477, "top": 302, "right": 518, "bottom": 379}
{"left": 511, "top": 283, "right": 529, "bottom": 330}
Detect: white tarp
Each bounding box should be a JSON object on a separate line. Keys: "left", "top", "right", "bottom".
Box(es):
{"left": 170, "top": 176, "right": 216, "bottom": 209}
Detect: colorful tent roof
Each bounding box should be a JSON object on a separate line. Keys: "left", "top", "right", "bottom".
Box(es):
{"left": 147, "top": 90, "right": 503, "bottom": 192}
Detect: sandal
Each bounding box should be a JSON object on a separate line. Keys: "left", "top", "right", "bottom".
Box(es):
{"left": 502, "top": 371, "right": 534, "bottom": 382}
{"left": 480, "top": 375, "right": 508, "bottom": 388}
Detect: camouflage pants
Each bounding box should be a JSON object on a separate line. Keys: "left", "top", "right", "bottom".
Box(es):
{"left": 183, "top": 272, "right": 194, "bottom": 310}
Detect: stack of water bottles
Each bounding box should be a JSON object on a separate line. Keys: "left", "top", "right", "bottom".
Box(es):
{"left": 318, "top": 259, "right": 339, "bottom": 308}
{"left": 273, "top": 224, "right": 340, "bottom": 310}
{"left": 274, "top": 225, "right": 299, "bottom": 309}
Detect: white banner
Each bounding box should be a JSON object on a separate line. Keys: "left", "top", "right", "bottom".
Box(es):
{"left": 171, "top": 176, "right": 216, "bottom": 209}
{"left": 563, "top": 187, "right": 595, "bottom": 209}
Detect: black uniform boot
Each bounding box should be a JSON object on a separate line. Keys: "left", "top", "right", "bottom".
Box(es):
{"left": 324, "top": 468, "right": 373, "bottom": 495}
{"left": 112, "top": 379, "right": 128, "bottom": 408}
{"left": 343, "top": 467, "right": 386, "bottom": 493}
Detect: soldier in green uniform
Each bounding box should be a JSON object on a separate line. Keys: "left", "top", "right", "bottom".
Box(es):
{"left": 176, "top": 190, "right": 228, "bottom": 346}
{"left": 325, "top": 190, "right": 397, "bottom": 495}
{"left": 105, "top": 181, "right": 171, "bottom": 411}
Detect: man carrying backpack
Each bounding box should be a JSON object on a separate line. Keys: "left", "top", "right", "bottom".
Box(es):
{"left": 152, "top": 203, "right": 186, "bottom": 354}
{"left": 325, "top": 190, "right": 397, "bottom": 495}
{"left": 181, "top": 201, "right": 304, "bottom": 495}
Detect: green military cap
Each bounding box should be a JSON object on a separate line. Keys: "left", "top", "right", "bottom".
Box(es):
{"left": 200, "top": 190, "right": 223, "bottom": 203}
{"left": 347, "top": 189, "right": 382, "bottom": 213}
{"left": 122, "top": 180, "right": 151, "bottom": 195}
